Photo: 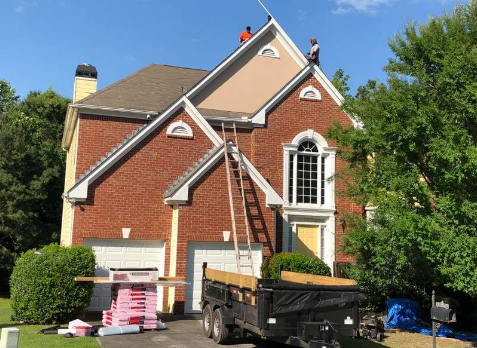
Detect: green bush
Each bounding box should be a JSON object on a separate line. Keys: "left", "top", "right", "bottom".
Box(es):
{"left": 10, "top": 243, "right": 95, "bottom": 324}
{"left": 261, "top": 252, "right": 331, "bottom": 279}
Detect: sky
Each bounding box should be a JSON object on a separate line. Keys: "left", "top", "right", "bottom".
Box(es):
{"left": 0, "top": 0, "right": 468, "bottom": 99}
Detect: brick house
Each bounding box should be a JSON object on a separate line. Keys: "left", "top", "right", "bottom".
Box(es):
{"left": 60, "top": 19, "right": 360, "bottom": 314}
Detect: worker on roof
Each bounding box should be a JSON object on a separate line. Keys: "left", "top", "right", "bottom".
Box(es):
{"left": 307, "top": 37, "right": 320, "bottom": 66}
{"left": 239, "top": 26, "right": 253, "bottom": 45}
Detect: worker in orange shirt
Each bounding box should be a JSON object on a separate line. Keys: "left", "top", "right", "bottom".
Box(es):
{"left": 239, "top": 26, "right": 253, "bottom": 45}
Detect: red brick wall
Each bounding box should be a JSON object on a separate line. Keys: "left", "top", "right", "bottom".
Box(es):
{"left": 72, "top": 108, "right": 215, "bottom": 310}
{"left": 76, "top": 114, "right": 147, "bottom": 180}
{"left": 251, "top": 73, "right": 361, "bottom": 262}
{"left": 172, "top": 157, "right": 276, "bottom": 313}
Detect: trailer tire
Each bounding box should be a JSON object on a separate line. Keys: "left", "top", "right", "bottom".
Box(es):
{"left": 203, "top": 304, "right": 213, "bottom": 338}
{"left": 212, "top": 308, "right": 229, "bottom": 344}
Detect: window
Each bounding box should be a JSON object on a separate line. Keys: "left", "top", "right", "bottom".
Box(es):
{"left": 289, "top": 140, "right": 323, "bottom": 205}
{"left": 283, "top": 130, "right": 336, "bottom": 208}
{"left": 258, "top": 44, "right": 280, "bottom": 59}
{"left": 288, "top": 226, "right": 293, "bottom": 252}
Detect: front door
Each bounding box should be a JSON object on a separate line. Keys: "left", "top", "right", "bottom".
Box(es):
{"left": 296, "top": 225, "right": 318, "bottom": 257}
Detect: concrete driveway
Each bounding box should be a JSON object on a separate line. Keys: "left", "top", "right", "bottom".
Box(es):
{"left": 95, "top": 315, "right": 287, "bottom": 348}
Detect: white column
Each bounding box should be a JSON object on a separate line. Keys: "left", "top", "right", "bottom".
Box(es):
{"left": 325, "top": 216, "right": 336, "bottom": 274}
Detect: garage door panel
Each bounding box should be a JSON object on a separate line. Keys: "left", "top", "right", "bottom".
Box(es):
{"left": 84, "top": 239, "right": 165, "bottom": 312}
{"left": 185, "top": 242, "right": 262, "bottom": 314}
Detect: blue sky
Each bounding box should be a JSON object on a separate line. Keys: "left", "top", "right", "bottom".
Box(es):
{"left": 0, "top": 0, "right": 467, "bottom": 99}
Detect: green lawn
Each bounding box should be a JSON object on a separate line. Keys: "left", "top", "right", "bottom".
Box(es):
{"left": 0, "top": 298, "right": 100, "bottom": 348}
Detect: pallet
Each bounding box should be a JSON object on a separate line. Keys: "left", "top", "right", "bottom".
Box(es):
{"left": 280, "top": 271, "right": 357, "bottom": 286}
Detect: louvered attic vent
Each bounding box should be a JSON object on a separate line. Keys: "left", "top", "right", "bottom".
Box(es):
{"left": 166, "top": 120, "right": 194, "bottom": 138}
{"left": 258, "top": 44, "right": 280, "bottom": 59}
{"left": 299, "top": 86, "right": 322, "bottom": 101}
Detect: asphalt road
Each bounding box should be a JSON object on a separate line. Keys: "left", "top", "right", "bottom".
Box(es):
{"left": 95, "top": 316, "right": 288, "bottom": 348}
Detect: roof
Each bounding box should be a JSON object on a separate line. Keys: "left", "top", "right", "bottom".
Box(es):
{"left": 78, "top": 64, "right": 209, "bottom": 112}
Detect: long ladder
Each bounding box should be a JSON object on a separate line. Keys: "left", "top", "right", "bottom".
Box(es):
{"left": 221, "top": 122, "right": 255, "bottom": 276}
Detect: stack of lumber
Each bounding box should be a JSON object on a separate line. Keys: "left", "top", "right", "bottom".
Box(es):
{"left": 102, "top": 283, "right": 157, "bottom": 329}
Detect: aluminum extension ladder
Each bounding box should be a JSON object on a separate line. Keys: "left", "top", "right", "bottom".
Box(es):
{"left": 221, "top": 122, "right": 254, "bottom": 276}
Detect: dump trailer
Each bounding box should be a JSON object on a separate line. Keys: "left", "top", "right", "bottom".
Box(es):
{"left": 200, "top": 263, "right": 365, "bottom": 348}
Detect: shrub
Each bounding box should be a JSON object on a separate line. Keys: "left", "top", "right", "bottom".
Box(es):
{"left": 10, "top": 243, "right": 95, "bottom": 324}
{"left": 261, "top": 252, "right": 331, "bottom": 279}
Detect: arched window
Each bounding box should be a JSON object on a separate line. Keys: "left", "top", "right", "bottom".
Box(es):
{"left": 283, "top": 130, "right": 336, "bottom": 207}
{"left": 288, "top": 140, "right": 324, "bottom": 204}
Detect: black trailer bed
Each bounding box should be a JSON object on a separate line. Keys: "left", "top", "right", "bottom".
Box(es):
{"left": 200, "top": 263, "right": 365, "bottom": 348}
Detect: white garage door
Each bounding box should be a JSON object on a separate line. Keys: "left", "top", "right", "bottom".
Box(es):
{"left": 84, "top": 239, "right": 165, "bottom": 312}
{"left": 185, "top": 242, "right": 262, "bottom": 314}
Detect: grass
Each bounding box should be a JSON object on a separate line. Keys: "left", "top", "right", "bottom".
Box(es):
{"left": 340, "top": 331, "right": 475, "bottom": 348}
{"left": 0, "top": 298, "right": 100, "bottom": 348}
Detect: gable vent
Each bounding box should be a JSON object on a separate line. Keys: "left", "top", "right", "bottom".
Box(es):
{"left": 258, "top": 44, "right": 280, "bottom": 59}
{"left": 172, "top": 126, "right": 189, "bottom": 135}
{"left": 299, "top": 85, "right": 322, "bottom": 101}
{"left": 167, "top": 120, "right": 193, "bottom": 138}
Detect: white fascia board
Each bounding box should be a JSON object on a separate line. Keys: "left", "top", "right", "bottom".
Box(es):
{"left": 182, "top": 98, "right": 223, "bottom": 147}
{"left": 185, "top": 20, "right": 275, "bottom": 100}
{"left": 67, "top": 96, "right": 221, "bottom": 201}
{"left": 228, "top": 145, "right": 283, "bottom": 207}
{"left": 71, "top": 103, "right": 159, "bottom": 116}
{"left": 164, "top": 148, "right": 224, "bottom": 204}
{"left": 62, "top": 106, "right": 79, "bottom": 150}
{"left": 252, "top": 66, "right": 313, "bottom": 125}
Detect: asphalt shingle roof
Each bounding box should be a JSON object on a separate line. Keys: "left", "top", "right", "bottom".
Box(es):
{"left": 78, "top": 64, "right": 209, "bottom": 112}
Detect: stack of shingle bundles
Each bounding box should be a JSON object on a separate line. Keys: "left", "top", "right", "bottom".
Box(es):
{"left": 102, "top": 283, "right": 157, "bottom": 329}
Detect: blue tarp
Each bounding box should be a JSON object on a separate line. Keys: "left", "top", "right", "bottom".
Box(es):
{"left": 384, "top": 298, "right": 477, "bottom": 342}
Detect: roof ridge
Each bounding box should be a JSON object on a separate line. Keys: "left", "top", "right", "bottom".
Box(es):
{"left": 79, "top": 64, "right": 157, "bottom": 105}
{"left": 151, "top": 63, "right": 208, "bottom": 72}
{"left": 164, "top": 144, "right": 222, "bottom": 197}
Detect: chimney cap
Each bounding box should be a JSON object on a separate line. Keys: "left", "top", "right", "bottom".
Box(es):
{"left": 75, "top": 64, "right": 97, "bottom": 79}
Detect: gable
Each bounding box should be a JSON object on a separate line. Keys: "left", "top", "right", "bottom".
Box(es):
{"left": 66, "top": 97, "right": 222, "bottom": 200}
{"left": 191, "top": 25, "right": 303, "bottom": 115}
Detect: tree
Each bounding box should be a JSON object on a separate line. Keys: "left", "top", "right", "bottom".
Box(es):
{"left": 0, "top": 83, "right": 69, "bottom": 294}
{"left": 328, "top": 1, "right": 477, "bottom": 307}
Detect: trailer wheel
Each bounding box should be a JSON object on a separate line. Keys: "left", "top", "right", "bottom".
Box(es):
{"left": 203, "top": 304, "right": 213, "bottom": 338}
{"left": 212, "top": 308, "right": 229, "bottom": 344}
{"left": 376, "top": 332, "right": 383, "bottom": 342}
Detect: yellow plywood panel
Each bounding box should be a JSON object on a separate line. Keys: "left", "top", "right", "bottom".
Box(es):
{"left": 281, "top": 271, "right": 358, "bottom": 286}
{"left": 205, "top": 268, "right": 257, "bottom": 291}
{"left": 296, "top": 225, "right": 318, "bottom": 258}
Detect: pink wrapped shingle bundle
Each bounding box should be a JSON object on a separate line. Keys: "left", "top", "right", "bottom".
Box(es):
{"left": 102, "top": 283, "right": 158, "bottom": 329}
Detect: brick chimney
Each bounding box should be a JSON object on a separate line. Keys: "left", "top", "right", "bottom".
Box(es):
{"left": 73, "top": 64, "right": 97, "bottom": 103}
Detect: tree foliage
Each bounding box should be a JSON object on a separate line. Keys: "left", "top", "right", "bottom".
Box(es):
{"left": 328, "top": 1, "right": 477, "bottom": 306}
{"left": 0, "top": 81, "right": 69, "bottom": 293}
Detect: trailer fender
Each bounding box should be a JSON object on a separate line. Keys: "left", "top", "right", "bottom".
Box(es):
{"left": 219, "top": 305, "right": 235, "bottom": 325}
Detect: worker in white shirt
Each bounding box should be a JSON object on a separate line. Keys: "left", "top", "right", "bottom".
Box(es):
{"left": 307, "top": 37, "right": 320, "bottom": 66}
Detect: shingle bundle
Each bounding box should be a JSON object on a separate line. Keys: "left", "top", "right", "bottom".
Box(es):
{"left": 102, "top": 283, "right": 158, "bottom": 329}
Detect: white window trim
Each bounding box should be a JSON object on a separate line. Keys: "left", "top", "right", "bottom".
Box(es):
{"left": 257, "top": 44, "right": 280, "bottom": 59}
{"left": 283, "top": 130, "right": 336, "bottom": 210}
{"left": 299, "top": 85, "right": 322, "bottom": 101}
{"left": 166, "top": 120, "right": 193, "bottom": 138}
